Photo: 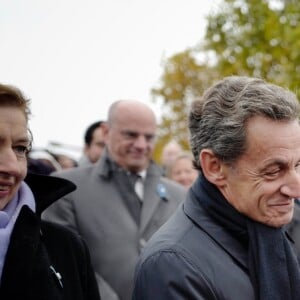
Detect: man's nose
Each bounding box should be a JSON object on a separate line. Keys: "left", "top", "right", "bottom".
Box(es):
{"left": 134, "top": 135, "right": 148, "bottom": 148}
{"left": 281, "top": 171, "right": 300, "bottom": 199}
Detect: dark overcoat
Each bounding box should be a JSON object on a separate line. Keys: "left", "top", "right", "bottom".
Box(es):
{"left": 0, "top": 173, "right": 101, "bottom": 300}
{"left": 133, "top": 186, "right": 256, "bottom": 300}
{"left": 286, "top": 200, "right": 300, "bottom": 258}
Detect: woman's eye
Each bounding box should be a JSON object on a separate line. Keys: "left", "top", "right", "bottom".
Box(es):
{"left": 14, "top": 145, "right": 29, "bottom": 156}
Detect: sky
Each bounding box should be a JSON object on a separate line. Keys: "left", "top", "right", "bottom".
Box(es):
{"left": 1, "top": 0, "right": 221, "bottom": 159}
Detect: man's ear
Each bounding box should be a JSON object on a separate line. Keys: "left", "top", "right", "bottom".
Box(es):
{"left": 199, "top": 149, "right": 226, "bottom": 187}
{"left": 101, "top": 123, "right": 110, "bottom": 142}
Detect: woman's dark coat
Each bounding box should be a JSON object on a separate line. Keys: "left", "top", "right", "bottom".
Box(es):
{"left": 0, "top": 173, "right": 101, "bottom": 300}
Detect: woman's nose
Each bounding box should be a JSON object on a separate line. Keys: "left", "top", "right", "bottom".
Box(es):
{"left": 0, "top": 149, "right": 21, "bottom": 176}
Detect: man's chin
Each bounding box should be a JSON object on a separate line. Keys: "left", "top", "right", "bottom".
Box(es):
{"left": 265, "top": 213, "right": 294, "bottom": 228}
{"left": 127, "top": 161, "right": 147, "bottom": 173}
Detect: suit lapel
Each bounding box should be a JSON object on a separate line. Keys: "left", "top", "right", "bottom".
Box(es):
{"left": 184, "top": 193, "right": 248, "bottom": 270}
{"left": 1, "top": 207, "right": 39, "bottom": 295}
{"left": 1, "top": 206, "right": 62, "bottom": 299}
{"left": 139, "top": 172, "right": 162, "bottom": 234}
{"left": 113, "top": 169, "right": 142, "bottom": 225}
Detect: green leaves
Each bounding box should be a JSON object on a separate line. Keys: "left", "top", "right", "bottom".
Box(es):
{"left": 152, "top": 0, "right": 300, "bottom": 162}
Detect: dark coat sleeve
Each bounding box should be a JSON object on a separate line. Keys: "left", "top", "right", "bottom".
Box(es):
{"left": 41, "top": 221, "right": 101, "bottom": 300}
{"left": 132, "top": 250, "right": 217, "bottom": 300}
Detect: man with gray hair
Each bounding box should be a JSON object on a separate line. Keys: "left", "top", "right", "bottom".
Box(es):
{"left": 133, "top": 76, "right": 300, "bottom": 300}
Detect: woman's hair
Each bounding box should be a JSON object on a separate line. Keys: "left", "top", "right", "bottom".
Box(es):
{"left": 189, "top": 76, "right": 300, "bottom": 172}
{"left": 0, "top": 83, "right": 32, "bottom": 148}
{"left": 0, "top": 83, "right": 31, "bottom": 122}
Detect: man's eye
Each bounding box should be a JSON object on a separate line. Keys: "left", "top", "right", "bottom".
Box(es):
{"left": 145, "top": 134, "right": 155, "bottom": 142}
{"left": 123, "top": 132, "right": 138, "bottom": 139}
{"left": 127, "top": 133, "right": 136, "bottom": 138}
{"left": 264, "top": 169, "right": 280, "bottom": 178}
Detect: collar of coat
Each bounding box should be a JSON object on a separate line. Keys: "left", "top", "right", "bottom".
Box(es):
{"left": 25, "top": 172, "right": 76, "bottom": 215}
{"left": 184, "top": 178, "right": 248, "bottom": 270}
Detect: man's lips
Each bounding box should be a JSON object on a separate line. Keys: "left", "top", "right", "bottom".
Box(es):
{"left": 269, "top": 201, "right": 294, "bottom": 212}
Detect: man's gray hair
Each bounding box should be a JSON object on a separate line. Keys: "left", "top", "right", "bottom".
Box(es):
{"left": 189, "top": 76, "right": 300, "bottom": 172}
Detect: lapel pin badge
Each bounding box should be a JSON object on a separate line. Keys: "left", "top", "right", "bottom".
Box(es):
{"left": 50, "top": 265, "right": 63, "bottom": 289}
{"left": 157, "top": 183, "right": 168, "bottom": 201}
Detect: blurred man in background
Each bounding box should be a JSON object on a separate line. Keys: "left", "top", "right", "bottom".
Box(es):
{"left": 78, "top": 120, "right": 106, "bottom": 166}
